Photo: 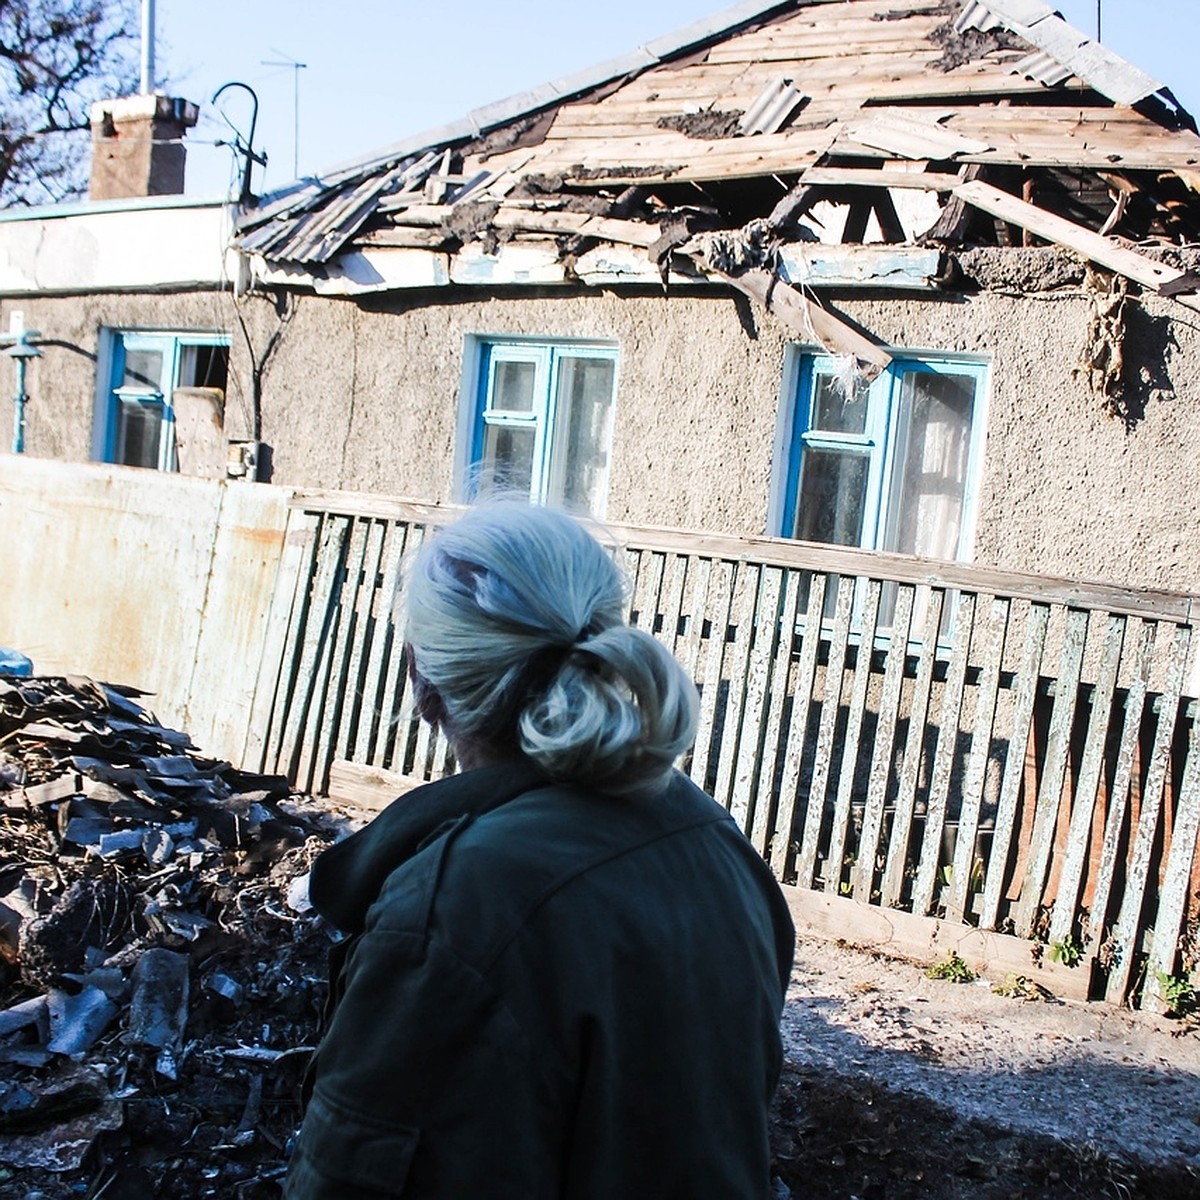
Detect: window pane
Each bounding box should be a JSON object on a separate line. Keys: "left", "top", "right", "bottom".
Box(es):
{"left": 811, "top": 370, "right": 868, "bottom": 435}
{"left": 122, "top": 349, "right": 165, "bottom": 392}
{"left": 179, "top": 343, "right": 230, "bottom": 391}
{"left": 481, "top": 423, "right": 536, "bottom": 496}
{"left": 891, "top": 371, "right": 976, "bottom": 560}
{"left": 491, "top": 359, "right": 537, "bottom": 413}
{"left": 552, "top": 356, "right": 615, "bottom": 516}
{"left": 116, "top": 399, "right": 165, "bottom": 469}
{"left": 794, "top": 448, "right": 869, "bottom": 546}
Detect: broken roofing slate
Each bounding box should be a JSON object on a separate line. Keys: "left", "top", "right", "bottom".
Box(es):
{"left": 0, "top": 675, "right": 346, "bottom": 1197}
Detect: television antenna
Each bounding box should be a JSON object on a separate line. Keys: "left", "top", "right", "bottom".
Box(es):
{"left": 212, "top": 82, "right": 267, "bottom": 206}
{"left": 261, "top": 50, "right": 308, "bottom": 179}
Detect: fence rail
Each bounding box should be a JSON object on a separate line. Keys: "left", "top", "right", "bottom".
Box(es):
{"left": 251, "top": 490, "right": 1200, "bottom": 1010}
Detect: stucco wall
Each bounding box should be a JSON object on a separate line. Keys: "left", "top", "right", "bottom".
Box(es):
{"left": 827, "top": 288, "right": 1199, "bottom": 593}
{"left": 242, "top": 287, "right": 786, "bottom": 534}
{"left": 0, "top": 291, "right": 241, "bottom": 463}
{"left": 7, "top": 276, "right": 1199, "bottom": 593}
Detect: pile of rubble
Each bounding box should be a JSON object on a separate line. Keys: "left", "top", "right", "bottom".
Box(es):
{"left": 0, "top": 675, "right": 341, "bottom": 1198}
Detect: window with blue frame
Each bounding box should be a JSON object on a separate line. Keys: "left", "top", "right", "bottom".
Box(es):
{"left": 780, "top": 353, "right": 987, "bottom": 563}
{"left": 466, "top": 340, "right": 618, "bottom": 518}
{"left": 97, "top": 330, "right": 230, "bottom": 470}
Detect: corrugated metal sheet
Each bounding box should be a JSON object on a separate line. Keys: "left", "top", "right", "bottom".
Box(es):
{"left": 739, "top": 76, "right": 808, "bottom": 136}
{"left": 841, "top": 114, "right": 993, "bottom": 161}
{"left": 1010, "top": 51, "right": 1073, "bottom": 89}
{"left": 242, "top": 161, "right": 418, "bottom": 263}
{"left": 960, "top": 0, "right": 1053, "bottom": 31}
{"left": 1017, "top": 16, "right": 1163, "bottom": 106}
{"left": 237, "top": 180, "right": 331, "bottom": 235}
{"left": 239, "top": 151, "right": 440, "bottom": 240}
{"left": 953, "top": 1, "right": 1005, "bottom": 35}
{"left": 963, "top": 0, "right": 1164, "bottom": 107}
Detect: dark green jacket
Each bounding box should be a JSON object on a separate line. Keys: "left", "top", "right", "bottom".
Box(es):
{"left": 285, "top": 761, "right": 794, "bottom": 1199}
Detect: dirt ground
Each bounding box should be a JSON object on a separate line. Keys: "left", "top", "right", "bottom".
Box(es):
{"left": 5, "top": 720, "right": 1200, "bottom": 1200}
{"left": 772, "top": 932, "right": 1200, "bottom": 1199}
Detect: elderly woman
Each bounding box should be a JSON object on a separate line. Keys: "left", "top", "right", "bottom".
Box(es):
{"left": 285, "top": 501, "right": 794, "bottom": 1199}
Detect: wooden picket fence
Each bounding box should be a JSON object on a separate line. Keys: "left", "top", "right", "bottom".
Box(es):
{"left": 247, "top": 490, "right": 1200, "bottom": 1010}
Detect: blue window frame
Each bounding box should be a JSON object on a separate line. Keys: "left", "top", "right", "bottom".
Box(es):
{"left": 96, "top": 330, "right": 229, "bottom": 471}
{"left": 779, "top": 352, "right": 988, "bottom": 562}
{"left": 466, "top": 340, "right": 618, "bottom": 517}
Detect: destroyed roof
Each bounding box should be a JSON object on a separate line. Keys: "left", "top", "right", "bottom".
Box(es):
{"left": 235, "top": 0, "right": 1200, "bottom": 363}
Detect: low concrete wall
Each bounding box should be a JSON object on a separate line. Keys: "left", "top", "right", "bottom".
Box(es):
{"left": 0, "top": 455, "right": 291, "bottom": 763}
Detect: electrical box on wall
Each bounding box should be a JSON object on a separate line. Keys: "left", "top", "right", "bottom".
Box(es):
{"left": 226, "top": 440, "right": 260, "bottom": 481}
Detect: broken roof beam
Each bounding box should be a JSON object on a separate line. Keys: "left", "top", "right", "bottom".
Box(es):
{"left": 378, "top": 203, "right": 455, "bottom": 227}
{"left": 921, "top": 163, "right": 982, "bottom": 243}
{"left": 953, "top": 178, "right": 1200, "bottom": 311}
{"left": 357, "top": 227, "right": 456, "bottom": 251}
{"left": 697, "top": 261, "right": 892, "bottom": 380}
{"left": 767, "top": 167, "right": 962, "bottom": 242}
{"left": 871, "top": 190, "right": 906, "bottom": 244}
{"left": 798, "top": 167, "right": 963, "bottom": 191}
{"left": 491, "top": 208, "right": 660, "bottom": 248}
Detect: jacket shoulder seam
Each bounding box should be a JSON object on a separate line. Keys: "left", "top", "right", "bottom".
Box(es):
{"left": 477, "top": 811, "right": 735, "bottom": 973}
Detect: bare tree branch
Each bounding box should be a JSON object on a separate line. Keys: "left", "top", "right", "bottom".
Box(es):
{"left": 0, "top": 0, "right": 139, "bottom": 205}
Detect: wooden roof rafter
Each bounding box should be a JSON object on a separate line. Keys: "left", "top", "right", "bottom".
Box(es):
{"left": 952, "top": 178, "right": 1200, "bottom": 312}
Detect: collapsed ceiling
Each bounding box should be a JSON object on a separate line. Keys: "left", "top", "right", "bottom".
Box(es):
{"left": 235, "top": 0, "right": 1200, "bottom": 372}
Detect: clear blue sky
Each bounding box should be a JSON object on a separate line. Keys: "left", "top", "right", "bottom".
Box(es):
{"left": 154, "top": 0, "right": 1200, "bottom": 200}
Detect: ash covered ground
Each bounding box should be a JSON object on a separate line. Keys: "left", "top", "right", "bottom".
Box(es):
{"left": 2, "top": 676, "right": 1199, "bottom": 1198}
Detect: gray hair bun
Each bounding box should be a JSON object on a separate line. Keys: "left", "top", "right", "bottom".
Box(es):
{"left": 403, "top": 501, "right": 698, "bottom": 794}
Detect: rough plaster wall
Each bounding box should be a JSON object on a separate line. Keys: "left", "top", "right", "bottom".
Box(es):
{"left": 0, "top": 291, "right": 247, "bottom": 462}
{"left": 253, "top": 288, "right": 787, "bottom": 533}
{"left": 826, "top": 289, "right": 1200, "bottom": 593}
{"left": 610, "top": 292, "right": 783, "bottom": 533}
{"left": 234, "top": 293, "right": 360, "bottom": 490}
{"left": 340, "top": 296, "right": 465, "bottom": 499}
{"left": 8, "top": 278, "right": 1200, "bottom": 593}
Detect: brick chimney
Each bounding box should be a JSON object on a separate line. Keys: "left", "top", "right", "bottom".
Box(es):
{"left": 89, "top": 94, "right": 199, "bottom": 201}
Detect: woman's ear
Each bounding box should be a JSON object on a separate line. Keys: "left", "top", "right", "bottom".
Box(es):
{"left": 406, "top": 645, "right": 446, "bottom": 728}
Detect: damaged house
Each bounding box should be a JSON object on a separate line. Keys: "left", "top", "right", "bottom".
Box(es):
{"left": 5, "top": 0, "right": 1200, "bottom": 591}
{"left": 3, "top": 0, "right": 1200, "bottom": 1018}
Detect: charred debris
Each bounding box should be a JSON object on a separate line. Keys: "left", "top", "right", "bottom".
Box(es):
{"left": 0, "top": 674, "right": 347, "bottom": 1198}
{"left": 237, "top": 1, "right": 1200, "bottom": 396}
